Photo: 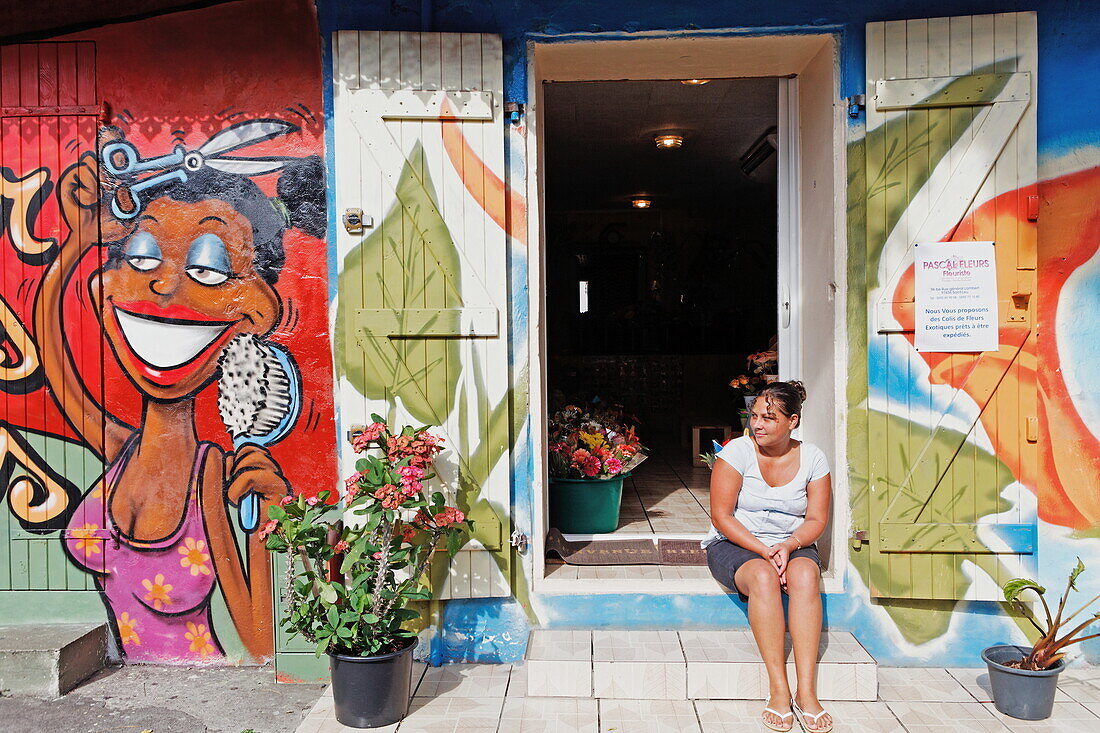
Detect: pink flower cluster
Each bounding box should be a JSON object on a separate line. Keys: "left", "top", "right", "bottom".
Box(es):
{"left": 351, "top": 422, "right": 387, "bottom": 452}
{"left": 432, "top": 506, "right": 465, "bottom": 528}
{"left": 258, "top": 520, "right": 278, "bottom": 541}
{"left": 343, "top": 470, "right": 367, "bottom": 498}
{"left": 387, "top": 431, "right": 444, "bottom": 469}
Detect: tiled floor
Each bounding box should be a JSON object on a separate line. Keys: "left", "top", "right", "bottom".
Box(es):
{"left": 613, "top": 448, "right": 714, "bottom": 535}
{"left": 296, "top": 662, "right": 1100, "bottom": 732}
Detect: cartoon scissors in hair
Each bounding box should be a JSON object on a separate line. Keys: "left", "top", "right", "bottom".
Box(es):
{"left": 102, "top": 118, "right": 299, "bottom": 220}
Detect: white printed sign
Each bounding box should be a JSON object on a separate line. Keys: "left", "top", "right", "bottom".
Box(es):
{"left": 914, "top": 241, "right": 999, "bottom": 352}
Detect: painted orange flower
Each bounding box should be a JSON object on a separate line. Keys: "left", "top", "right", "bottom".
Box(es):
{"left": 178, "top": 537, "right": 211, "bottom": 576}
{"left": 117, "top": 612, "right": 140, "bottom": 647}
{"left": 141, "top": 573, "right": 173, "bottom": 610}
{"left": 71, "top": 523, "right": 102, "bottom": 557}
{"left": 185, "top": 622, "right": 216, "bottom": 658}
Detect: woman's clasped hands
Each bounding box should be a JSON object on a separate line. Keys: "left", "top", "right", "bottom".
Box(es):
{"left": 767, "top": 540, "right": 794, "bottom": 589}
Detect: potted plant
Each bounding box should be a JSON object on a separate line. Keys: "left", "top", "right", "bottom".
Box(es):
{"left": 983, "top": 558, "right": 1100, "bottom": 720}
{"left": 262, "top": 416, "right": 468, "bottom": 728}
{"left": 547, "top": 404, "right": 647, "bottom": 534}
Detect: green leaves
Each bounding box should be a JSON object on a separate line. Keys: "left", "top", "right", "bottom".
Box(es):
{"left": 1004, "top": 578, "right": 1046, "bottom": 603}
{"left": 1068, "top": 558, "right": 1086, "bottom": 592}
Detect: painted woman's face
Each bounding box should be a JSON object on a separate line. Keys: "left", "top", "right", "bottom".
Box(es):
{"left": 96, "top": 196, "right": 280, "bottom": 401}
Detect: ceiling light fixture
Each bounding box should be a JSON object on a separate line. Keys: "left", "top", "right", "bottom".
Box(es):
{"left": 654, "top": 134, "right": 684, "bottom": 150}
{"left": 681, "top": 79, "right": 710, "bottom": 85}
{"left": 631, "top": 198, "right": 652, "bottom": 209}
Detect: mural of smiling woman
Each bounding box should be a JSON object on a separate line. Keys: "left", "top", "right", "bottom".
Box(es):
{"left": 33, "top": 123, "right": 325, "bottom": 663}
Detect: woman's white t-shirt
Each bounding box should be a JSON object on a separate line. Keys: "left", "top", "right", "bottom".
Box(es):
{"left": 701, "top": 436, "right": 830, "bottom": 549}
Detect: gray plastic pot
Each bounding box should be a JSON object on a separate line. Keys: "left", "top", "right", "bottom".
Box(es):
{"left": 982, "top": 644, "right": 1065, "bottom": 721}
{"left": 329, "top": 638, "right": 418, "bottom": 728}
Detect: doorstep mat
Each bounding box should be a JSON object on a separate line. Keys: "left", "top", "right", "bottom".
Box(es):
{"left": 657, "top": 539, "right": 708, "bottom": 566}
{"left": 545, "top": 528, "right": 660, "bottom": 565}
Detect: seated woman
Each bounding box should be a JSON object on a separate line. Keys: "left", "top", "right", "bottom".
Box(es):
{"left": 703, "top": 381, "right": 833, "bottom": 733}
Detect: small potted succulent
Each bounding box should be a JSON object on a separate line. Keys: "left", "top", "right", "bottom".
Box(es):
{"left": 984, "top": 558, "right": 1100, "bottom": 720}
{"left": 262, "top": 416, "right": 468, "bottom": 728}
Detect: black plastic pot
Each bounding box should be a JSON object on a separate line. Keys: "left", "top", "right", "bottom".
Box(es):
{"left": 329, "top": 638, "right": 418, "bottom": 728}
{"left": 982, "top": 644, "right": 1065, "bottom": 721}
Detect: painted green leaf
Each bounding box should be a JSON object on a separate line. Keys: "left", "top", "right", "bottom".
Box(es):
{"left": 862, "top": 61, "right": 1014, "bottom": 285}
{"left": 335, "top": 142, "right": 462, "bottom": 426}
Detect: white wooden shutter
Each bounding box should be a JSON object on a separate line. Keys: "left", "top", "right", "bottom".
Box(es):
{"left": 333, "top": 31, "right": 512, "bottom": 599}
{"left": 864, "top": 13, "right": 1039, "bottom": 600}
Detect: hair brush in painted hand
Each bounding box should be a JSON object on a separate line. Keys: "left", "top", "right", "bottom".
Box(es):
{"left": 217, "top": 334, "right": 302, "bottom": 532}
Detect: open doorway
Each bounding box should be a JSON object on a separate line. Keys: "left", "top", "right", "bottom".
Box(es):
{"left": 529, "top": 35, "right": 845, "bottom": 591}
{"left": 544, "top": 78, "right": 780, "bottom": 547}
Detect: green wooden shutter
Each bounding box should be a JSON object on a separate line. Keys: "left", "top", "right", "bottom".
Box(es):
{"left": 863, "top": 13, "right": 1038, "bottom": 600}
{"left": 333, "top": 32, "right": 512, "bottom": 599}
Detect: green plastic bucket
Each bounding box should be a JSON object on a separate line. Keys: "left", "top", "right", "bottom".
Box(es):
{"left": 548, "top": 475, "right": 626, "bottom": 534}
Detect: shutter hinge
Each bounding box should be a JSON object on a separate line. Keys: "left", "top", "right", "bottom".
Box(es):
{"left": 1027, "top": 195, "right": 1040, "bottom": 222}
{"left": 504, "top": 101, "right": 524, "bottom": 125}
{"left": 509, "top": 529, "right": 528, "bottom": 553}
{"left": 850, "top": 528, "right": 868, "bottom": 550}
{"left": 847, "top": 94, "right": 866, "bottom": 118}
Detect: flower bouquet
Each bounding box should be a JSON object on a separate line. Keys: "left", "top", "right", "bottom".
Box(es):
{"left": 546, "top": 404, "right": 647, "bottom": 534}
{"left": 547, "top": 404, "right": 648, "bottom": 480}
{"left": 262, "top": 417, "right": 470, "bottom": 725}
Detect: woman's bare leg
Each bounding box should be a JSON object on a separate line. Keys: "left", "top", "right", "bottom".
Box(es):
{"left": 786, "top": 557, "right": 832, "bottom": 730}
{"left": 734, "top": 558, "right": 791, "bottom": 730}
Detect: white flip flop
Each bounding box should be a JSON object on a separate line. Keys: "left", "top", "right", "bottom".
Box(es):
{"left": 761, "top": 705, "right": 794, "bottom": 732}
{"left": 792, "top": 699, "right": 833, "bottom": 733}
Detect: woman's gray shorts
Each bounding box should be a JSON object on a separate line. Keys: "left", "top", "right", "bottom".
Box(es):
{"left": 705, "top": 539, "right": 820, "bottom": 601}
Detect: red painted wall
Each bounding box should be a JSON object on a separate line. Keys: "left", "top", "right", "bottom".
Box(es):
{"left": 0, "top": 0, "right": 332, "bottom": 664}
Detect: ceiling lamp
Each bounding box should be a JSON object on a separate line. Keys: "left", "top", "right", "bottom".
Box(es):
{"left": 654, "top": 134, "right": 684, "bottom": 150}
{"left": 681, "top": 79, "right": 710, "bottom": 85}
{"left": 631, "top": 198, "right": 652, "bottom": 209}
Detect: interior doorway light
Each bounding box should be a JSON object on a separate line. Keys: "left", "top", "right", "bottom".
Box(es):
{"left": 654, "top": 134, "right": 684, "bottom": 150}
{"left": 631, "top": 198, "right": 652, "bottom": 209}
{"left": 681, "top": 79, "right": 710, "bottom": 85}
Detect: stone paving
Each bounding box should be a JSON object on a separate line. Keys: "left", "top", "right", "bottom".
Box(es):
{"left": 296, "top": 662, "right": 1100, "bottom": 732}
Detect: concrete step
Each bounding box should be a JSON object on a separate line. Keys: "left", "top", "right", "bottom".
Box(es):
{"left": 0, "top": 623, "right": 107, "bottom": 697}
{"left": 525, "top": 629, "right": 877, "bottom": 701}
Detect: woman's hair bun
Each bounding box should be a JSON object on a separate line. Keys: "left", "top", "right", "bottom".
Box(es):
{"left": 787, "top": 380, "right": 807, "bottom": 403}
{"left": 276, "top": 155, "right": 326, "bottom": 239}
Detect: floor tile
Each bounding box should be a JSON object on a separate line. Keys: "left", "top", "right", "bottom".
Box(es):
{"left": 593, "top": 630, "right": 684, "bottom": 662}
{"left": 598, "top": 699, "right": 701, "bottom": 732}
{"left": 527, "top": 659, "right": 593, "bottom": 697}
{"left": 397, "top": 697, "right": 504, "bottom": 732}
{"left": 1058, "top": 667, "right": 1100, "bottom": 703}
{"left": 508, "top": 663, "right": 529, "bottom": 697}
{"left": 679, "top": 630, "right": 757, "bottom": 663}
{"left": 693, "top": 699, "right": 772, "bottom": 732}
{"left": 414, "top": 663, "right": 511, "bottom": 698}
{"left": 593, "top": 660, "right": 687, "bottom": 699}
{"left": 886, "top": 701, "right": 1010, "bottom": 732}
{"left": 686, "top": 661, "right": 766, "bottom": 699}
{"left": 982, "top": 701, "right": 1100, "bottom": 732}
{"left": 527, "top": 630, "right": 592, "bottom": 661}
{"left": 823, "top": 701, "right": 904, "bottom": 732}
{"left": 500, "top": 697, "right": 599, "bottom": 732}
{"left": 878, "top": 667, "right": 977, "bottom": 702}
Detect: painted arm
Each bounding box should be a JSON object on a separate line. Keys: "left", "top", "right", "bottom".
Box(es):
{"left": 203, "top": 443, "right": 288, "bottom": 661}
{"left": 33, "top": 151, "right": 134, "bottom": 462}
{"left": 709, "top": 458, "right": 773, "bottom": 558}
